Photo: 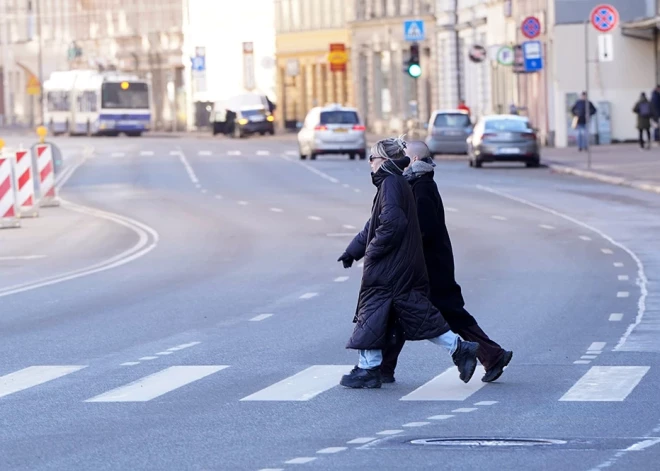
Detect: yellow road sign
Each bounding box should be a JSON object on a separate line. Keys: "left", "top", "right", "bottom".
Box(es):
{"left": 27, "top": 75, "right": 41, "bottom": 96}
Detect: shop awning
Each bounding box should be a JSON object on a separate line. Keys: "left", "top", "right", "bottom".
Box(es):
{"left": 622, "top": 16, "right": 659, "bottom": 40}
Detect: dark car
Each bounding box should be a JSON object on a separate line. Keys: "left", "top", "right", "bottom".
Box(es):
{"left": 230, "top": 107, "right": 275, "bottom": 138}
{"left": 467, "top": 114, "right": 540, "bottom": 168}
{"left": 211, "top": 94, "right": 276, "bottom": 138}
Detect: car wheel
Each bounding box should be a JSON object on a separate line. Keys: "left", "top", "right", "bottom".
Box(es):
{"left": 358, "top": 151, "right": 367, "bottom": 160}
{"left": 269, "top": 129, "right": 275, "bottom": 136}
{"left": 469, "top": 159, "right": 474, "bottom": 167}
{"left": 300, "top": 154, "right": 307, "bottom": 160}
{"left": 349, "top": 153, "right": 356, "bottom": 160}
{"left": 310, "top": 153, "right": 317, "bottom": 160}
{"left": 526, "top": 158, "right": 541, "bottom": 168}
{"left": 474, "top": 159, "right": 483, "bottom": 168}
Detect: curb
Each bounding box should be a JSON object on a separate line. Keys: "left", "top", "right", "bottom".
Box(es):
{"left": 547, "top": 162, "right": 660, "bottom": 195}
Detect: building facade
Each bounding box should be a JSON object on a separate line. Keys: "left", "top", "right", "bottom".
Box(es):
{"left": 274, "top": 0, "right": 354, "bottom": 130}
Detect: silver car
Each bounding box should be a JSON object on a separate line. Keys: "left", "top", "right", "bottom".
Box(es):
{"left": 297, "top": 104, "right": 367, "bottom": 160}
{"left": 425, "top": 110, "right": 473, "bottom": 155}
{"left": 467, "top": 115, "right": 540, "bottom": 168}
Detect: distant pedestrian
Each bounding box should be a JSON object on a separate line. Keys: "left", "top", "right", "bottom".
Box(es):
{"left": 457, "top": 99, "right": 471, "bottom": 116}
{"left": 652, "top": 85, "right": 660, "bottom": 143}
{"left": 634, "top": 92, "right": 654, "bottom": 150}
{"left": 571, "top": 92, "right": 596, "bottom": 152}
{"left": 380, "top": 141, "right": 513, "bottom": 384}
{"left": 337, "top": 136, "right": 479, "bottom": 389}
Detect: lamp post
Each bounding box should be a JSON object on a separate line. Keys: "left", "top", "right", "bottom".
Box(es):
{"left": 36, "top": 0, "right": 44, "bottom": 125}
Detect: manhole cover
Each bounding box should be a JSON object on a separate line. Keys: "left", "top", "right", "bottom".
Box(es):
{"left": 410, "top": 438, "right": 567, "bottom": 447}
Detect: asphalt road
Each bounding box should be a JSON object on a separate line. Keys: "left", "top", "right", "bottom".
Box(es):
{"left": 1, "top": 134, "right": 659, "bottom": 471}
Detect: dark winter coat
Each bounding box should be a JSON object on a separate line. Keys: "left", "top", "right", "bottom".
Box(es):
{"left": 651, "top": 90, "right": 660, "bottom": 120}
{"left": 344, "top": 164, "right": 451, "bottom": 350}
{"left": 633, "top": 98, "right": 653, "bottom": 129}
{"left": 571, "top": 99, "right": 596, "bottom": 126}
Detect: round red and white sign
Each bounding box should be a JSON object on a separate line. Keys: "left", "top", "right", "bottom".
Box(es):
{"left": 590, "top": 4, "right": 619, "bottom": 33}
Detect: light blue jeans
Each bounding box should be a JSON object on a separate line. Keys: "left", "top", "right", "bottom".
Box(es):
{"left": 358, "top": 331, "right": 460, "bottom": 369}
{"left": 576, "top": 124, "right": 588, "bottom": 150}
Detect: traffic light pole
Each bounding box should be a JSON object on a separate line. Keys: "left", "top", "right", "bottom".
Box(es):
{"left": 36, "top": 0, "right": 45, "bottom": 125}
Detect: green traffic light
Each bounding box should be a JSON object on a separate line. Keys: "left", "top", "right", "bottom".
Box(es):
{"left": 408, "top": 63, "right": 422, "bottom": 78}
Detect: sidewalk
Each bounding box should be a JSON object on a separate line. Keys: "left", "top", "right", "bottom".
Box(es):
{"left": 543, "top": 144, "right": 660, "bottom": 195}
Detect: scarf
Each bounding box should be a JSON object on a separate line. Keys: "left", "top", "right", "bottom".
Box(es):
{"left": 371, "top": 157, "right": 410, "bottom": 187}
{"left": 403, "top": 159, "right": 435, "bottom": 181}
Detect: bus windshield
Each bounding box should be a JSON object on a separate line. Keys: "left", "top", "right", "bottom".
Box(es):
{"left": 101, "top": 82, "right": 149, "bottom": 109}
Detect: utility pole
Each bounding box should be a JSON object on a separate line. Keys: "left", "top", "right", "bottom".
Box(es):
{"left": 36, "top": 0, "right": 44, "bottom": 125}
{"left": 1, "top": 0, "right": 11, "bottom": 126}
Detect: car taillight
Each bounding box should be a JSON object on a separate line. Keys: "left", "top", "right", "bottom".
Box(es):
{"left": 314, "top": 125, "right": 328, "bottom": 131}
{"left": 523, "top": 132, "right": 537, "bottom": 140}
{"left": 481, "top": 133, "right": 497, "bottom": 139}
{"left": 352, "top": 125, "right": 366, "bottom": 131}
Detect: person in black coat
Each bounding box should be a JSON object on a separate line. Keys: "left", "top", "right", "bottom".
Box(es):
{"left": 337, "top": 137, "right": 480, "bottom": 389}
{"left": 380, "top": 141, "right": 512, "bottom": 383}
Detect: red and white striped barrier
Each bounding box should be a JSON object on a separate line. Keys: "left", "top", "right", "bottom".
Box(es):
{"left": 35, "top": 143, "right": 59, "bottom": 207}
{"left": 0, "top": 152, "right": 20, "bottom": 228}
{"left": 15, "top": 149, "right": 39, "bottom": 218}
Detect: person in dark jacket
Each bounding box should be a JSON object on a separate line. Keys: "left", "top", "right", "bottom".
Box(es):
{"left": 651, "top": 85, "right": 660, "bottom": 143}
{"left": 571, "top": 92, "right": 596, "bottom": 152}
{"left": 337, "top": 137, "right": 479, "bottom": 389}
{"left": 633, "top": 92, "right": 653, "bottom": 150}
{"left": 380, "top": 141, "right": 513, "bottom": 384}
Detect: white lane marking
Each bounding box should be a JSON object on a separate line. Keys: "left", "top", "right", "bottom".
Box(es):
{"left": 626, "top": 438, "right": 660, "bottom": 451}
{"left": 169, "top": 150, "right": 180, "bottom": 156}
{"left": 250, "top": 314, "right": 273, "bottom": 322}
{"left": 167, "top": 341, "right": 201, "bottom": 352}
{"left": 613, "top": 262, "right": 624, "bottom": 267}
{"left": 601, "top": 248, "right": 613, "bottom": 254}
{"left": 403, "top": 422, "right": 430, "bottom": 427}
{"left": 574, "top": 360, "right": 591, "bottom": 364}
{"left": 228, "top": 150, "right": 241, "bottom": 156}
{"left": 176, "top": 147, "right": 200, "bottom": 185}
{"left": 588, "top": 342, "right": 606, "bottom": 352}
{"left": 201, "top": 189, "right": 208, "bottom": 194}
{"left": 559, "top": 366, "right": 650, "bottom": 401}
{"left": 354, "top": 188, "right": 361, "bottom": 193}
{"left": 347, "top": 437, "right": 376, "bottom": 444}
{"left": 138, "top": 356, "right": 158, "bottom": 361}
{"left": 156, "top": 351, "right": 174, "bottom": 356}
{"left": 257, "top": 150, "right": 270, "bottom": 156}
{"left": 270, "top": 208, "right": 283, "bottom": 213}
{"left": 215, "top": 194, "right": 223, "bottom": 200}
{"left": 279, "top": 154, "right": 340, "bottom": 184}
{"left": 475, "top": 401, "right": 498, "bottom": 406}
{"left": 400, "top": 366, "right": 486, "bottom": 401}
{"left": 299, "top": 292, "right": 318, "bottom": 300}
{"left": 285, "top": 457, "right": 316, "bottom": 464}
{"left": 334, "top": 276, "right": 349, "bottom": 282}
{"left": 579, "top": 235, "right": 592, "bottom": 241}
{"left": 343, "top": 183, "right": 350, "bottom": 188}
{"left": 451, "top": 408, "right": 478, "bottom": 413}
{"left": 195, "top": 183, "right": 202, "bottom": 188}
{"left": 617, "top": 291, "right": 630, "bottom": 298}
{"left": 285, "top": 150, "right": 297, "bottom": 156}
{"left": 237, "top": 201, "right": 249, "bottom": 206}
{"left": 586, "top": 351, "right": 602, "bottom": 355}
{"left": 240, "top": 365, "right": 352, "bottom": 401}
{"left": 491, "top": 215, "right": 507, "bottom": 221}
{"left": 581, "top": 355, "right": 598, "bottom": 360}
{"left": 316, "top": 447, "right": 347, "bottom": 454}
{"left": 0, "top": 366, "right": 86, "bottom": 398}
{"left": 111, "top": 152, "right": 125, "bottom": 157}
{"left": 476, "top": 185, "right": 647, "bottom": 353}
{"left": 85, "top": 366, "right": 228, "bottom": 402}
{"left": 428, "top": 415, "right": 454, "bottom": 420}
{"left": 308, "top": 215, "right": 322, "bottom": 221}
{"left": 0, "top": 255, "right": 46, "bottom": 261}
{"left": 609, "top": 313, "right": 624, "bottom": 322}
{"left": 139, "top": 151, "right": 154, "bottom": 156}
{"left": 376, "top": 430, "right": 403, "bottom": 436}
{"left": 121, "top": 362, "right": 140, "bottom": 366}
{"left": 619, "top": 275, "right": 629, "bottom": 281}
{"left": 198, "top": 151, "right": 212, "bottom": 156}
{"left": 539, "top": 224, "right": 555, "bottom": 230}
{"left": 0, "top": 200, "right": 159, "bottom": 299}
{"left": 326, "top": 233, "right": 354, "bottom": 237}
{"left": 343, "top": 224, "right": 356, "bottom": 229}
{"left": 445, "top": 207, "right": 458, "bottom": 212}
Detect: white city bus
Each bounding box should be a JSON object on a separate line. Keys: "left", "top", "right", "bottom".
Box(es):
{"left": 43, "top": 70, "right": 152, "bottom": 136}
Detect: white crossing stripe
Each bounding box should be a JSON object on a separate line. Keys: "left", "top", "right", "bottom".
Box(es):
{"left": 317, "top": 447, "right": 347, "bottom": 454}
{"left": 427, "top": 414, "right": 454, "bottom": 420}
{"left": 347, "top": 437, "right": 376, "bottom": 444}
{"left": 299, "top": 292, "right": 318, "bottom": 299}
{"left": 240, "top": 365, "right": 352, "bottom": 401}
{"left": 285, "top": 457, "right": 316, "bottom": 464}
{"left": 250, "top": 314, "right": 273, "bottom": 322}
{"left": 111, "top": 152, "right": 125, "bottom": 157}
{"left": 579, "top": 235, "right": 592, "bottom": 241}
{"left": 491, "top": 215, "right": 507, "bottom": 221}
{"left": 85, "top": 366, "right": 228, "bottom": 402}
{"left": 400, "top": 366, "right": 486, "bottom": 401}
{"left": 588, "top": 342, "right": 606, "bottom": 352}
{"left": 121, "top": 362, "right": 140, "bottom": 366}
{"left": 169, "top": 150, "right": 180, "bottom": 156}
{"left": 539, "top": 224, "right": 555, "bottom": 230}
{"left": 618, "top": 275, "right": 629, "bottom": 281}
{"left": 285, "top": 150, "right": 297, "bottom": 156}
{"left": 609, "top": 313, "right": 624, "bottom": 322}
{"left": 198, "top": 151, "right": 212, "bottom": 156}
{"left": 140, "top": 151, "right": 154, "bottom": 156}
{"left": 614, "top": 262, "right": 624, "bottom": 267}
{"left": 228, "top": 150, "right": 241, "bottom": 156}
{"left": 617, "top": 291, "right": 630, "bottom": 298}
{"left": 559, "top": 366, "right": 650, "bottom": 402}
{"left": 452, "top": 407, "right": 478, "bottom": 413}
{"left": 257, "top": 150, "right": 270, "bottom": 156}
{"left": 334, "top": 276, "right": 349, "bottom": 282}
{"left": 0, "top": 366, "right": 86, "bottom": 399}
{"left": 601, "top": 248, "right": 613, "bottom": 254}
{"left": 403, "top": 422, "right": 430, "bottom": 427}
{"left": 376, "top": 430, "right": 403, "bottom": 435}
{"left": 475, "top": 401, "right": 498, "bottom": 406}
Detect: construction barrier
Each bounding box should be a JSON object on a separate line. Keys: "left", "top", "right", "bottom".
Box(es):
{"left": 15, "top": 149, "right": 39, "bottom": 218}
{"left": 0, "top": 149, "right": 20, "bottom": 229}
{"left": 35, "top": 143, "right": 60, "bottom": 207}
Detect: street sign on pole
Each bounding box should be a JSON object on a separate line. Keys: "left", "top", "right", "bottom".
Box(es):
{"left": 522, "top": 41, "right": 543, "bottom": 72}
{"left": 496, "top": 46, "right": 514, "bottom": 66}
{"left": 598, "top": 34, "right": 614, "bottom": 61}
{"left": 590, "top": 4, "right": 619, "bottom": 32}
{"left": 521, "top": 16, "right": 541, "bottom": 39}
{"left": 243, "top": 42, "right": 256, "bottom": 91}
{"left": 403, "top": 20, "right": 425, "bottom": 42}
{"left": 26, "top": 75, "right": 41, "bottom": 96}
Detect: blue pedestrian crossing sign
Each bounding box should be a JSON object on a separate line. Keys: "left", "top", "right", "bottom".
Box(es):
{"left": 191, "top": 56, "right": 205, "bottom": 72}
{"left": 404, "top": 20, "right": 425, "bottom": 42}
{"left": 522, "top": 41, "right": 543, "bottom": 72}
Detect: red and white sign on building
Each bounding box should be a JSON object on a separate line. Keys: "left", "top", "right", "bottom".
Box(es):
{"left": 35, "top": 144, "right": 60, "bottom": 207}
{"left": 590, "top": 4, "right": 619, "bottom": 32}
{"left": 15, "top": 149, "right": 38, "bottom": 217}
{"left": 0, "top": 153, "right": 20, "bottom": 228}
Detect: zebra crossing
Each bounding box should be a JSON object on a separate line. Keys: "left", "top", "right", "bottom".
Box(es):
{"left": 0, "top": 363, "right": 652, "bottom": 404}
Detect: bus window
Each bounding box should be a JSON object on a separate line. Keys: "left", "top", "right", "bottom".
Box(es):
{"left": 77, "top": 91, "right": 97, "bottom": 112}
{"left": 47, "top": 91, "right": 70, "bottom": 111}
{"left": 101, "top": 82, "right": 149, "bottom": 109}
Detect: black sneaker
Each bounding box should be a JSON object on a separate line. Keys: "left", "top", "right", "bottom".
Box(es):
{"left": 452, "top": 339, "right": 479, "bottom": 383}
{"left": 381, "top": 373, "right": 395, "bottom": 384}
{"left": 340, "top": 366, "right": 382, "bottom": 389}
{"left": 482, "top": 350, "right": 513, "bottom": 383}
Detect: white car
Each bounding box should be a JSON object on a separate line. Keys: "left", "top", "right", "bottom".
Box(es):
{"left": 297, "top": 104, "right": 367, "bottom": 160}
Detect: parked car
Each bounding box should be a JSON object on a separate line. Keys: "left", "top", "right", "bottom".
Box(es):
{"left": 467, "top": 114, "right": 540, "bottom": 168}
{"left": 425, "top": 109, "right": 472, "bottom": 155}
{"left": 297, "top": 104, "right": 366, "bottom": 160}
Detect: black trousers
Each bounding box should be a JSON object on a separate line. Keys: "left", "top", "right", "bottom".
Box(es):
{"left": 639, "top": 128, "right": 651, "bottom": 148}
{"left": 381, "top": 307, "right": 505, "bottom": 374}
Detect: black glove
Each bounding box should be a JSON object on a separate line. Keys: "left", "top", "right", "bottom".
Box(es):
{"left": 337, "top": 252, "right": 354, "bottom": 269}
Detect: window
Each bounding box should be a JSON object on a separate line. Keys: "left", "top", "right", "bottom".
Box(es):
{"left": 280, "top": 0, "right": 291, "bottom": 32}
{"left": 356, "top": 0, "right": 366, "bottom": 20}
{"left": 290, "top": 0, "right": 301, "bottom": 30}
{"left": 47, "top": 91, "right": 70, "bottom": 112}
{"left": 433, "top": 113, "right": 471, "bottom": 128}
{"left": 320, "top": 110, "right": 359, "bottom": 124}
{"left": 101, "top": 82, "right": 149, "bottom": 109}
{"left": 77, "top": 91, "right": 98, "bottom": 112}
{"left": 484, "top": 118, "right": 531, "bottom": 132}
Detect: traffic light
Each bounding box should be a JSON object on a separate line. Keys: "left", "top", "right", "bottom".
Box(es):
{"left": 407, "top": 43, "right": 421, "bottom": 78}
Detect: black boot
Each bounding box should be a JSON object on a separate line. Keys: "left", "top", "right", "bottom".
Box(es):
{"left": 340, "top": 366, "right": 382, "bottom": 389}
{"left": 452, "top": 339, "right": 479, "bottom": 383}
{"left": 482, "top": 350, "right": 513, "bottom": 383}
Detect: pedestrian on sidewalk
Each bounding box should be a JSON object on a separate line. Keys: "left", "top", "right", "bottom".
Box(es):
{"left": 650, "top": 85, "right": 660, "bottom": 143}
{"left": 458, "top": 99, "right": 471, "bottom": 116}
{"left": 633, "top": 92, "right": 654, "bottom": 150}
{"left": 571, "top": 92, "right": 596, "bottom": 152}
{"left": 337, "top": 136, "right": 479, "bottom": 389}
{"left": 379, "top": 141, "right": 513, "bottom": 384}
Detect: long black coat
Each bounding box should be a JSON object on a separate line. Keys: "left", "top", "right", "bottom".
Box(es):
{"left": 409, "top": 172, "right": 477, "bottom": 329}
{"left": 344, "top": 168, "right": 451, "bottom": 350}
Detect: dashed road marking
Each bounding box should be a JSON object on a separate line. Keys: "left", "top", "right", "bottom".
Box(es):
{"left": 120, "top": 362, "right": 140, "bottom": 366}
{"left": 257, "top": 150, "right": 270, "bottom": 156}
{"left": 475, "top": 401, "right": 498, "bottom": 406}
{"left": 539, "top": 224, "right": 555, "bottom": 230}
{"left": 285, "top": 457, "right": 316, "bottom": 464}
{"left": 588, "top": 342, "right": 606, "bottom": 352}
{"left": 574, "top": 360, "right": 591, "bottom": 364}
{"left": 140, "top": 151, "right": 154, "bottom": 156}
{"left": 169, "top": 151, "right": 180, "bottom": 156}
{"left": 376, "top": 430, "right": 403, "bottom": 436}
{"left": 228, "top": 150, "right": 241, "bottom": 156}
{"left": 198, "top": 151, "right": 212, "bottom": 156}
{"left": 613, "top": 262, "right": 624, "bottom": 267}
{"left": 299, "top": 292, "right": 318, "bottom": 299}
{"left": 343, "top": 184, "right": 350, "bottom": 188}
{"left": 428, "top": 415, "right": 454, "bottom": 420}
{"left": 111, "top": 152, "right": 125, "bottom": 157}
{"left": 308, "top": 215, "right": 322, "bottom": 221}
{"left": 285, "top": 150, "right": 297, "bottom": 156}
{"left": 270, "top": 208, "right": 283, "bottom": 213}
{"left": 491, "top": 215, "right": 507, "bottom": 221}
{"left": 215, "top": 195, "right": 223, "bottom": 200}
{"left": 451, "top": 407, "right": 478, "bottom": 413}
{"left": 334, "top": 276, "right": 349, "bottom": 282}
{"left": 343, "top": 224, "right": 356, "bottom": 230}
{"left": 618, "top": 275, "right": 629, "bottom": 281}
{"left": 237, "top": 201, "right": 249, "bottom": 206}
{"left": 316, "top": 447, "right": 347, "bottom": 454}
{"left": 354, "top": 188, "right": 361, "bottom": 193}
{"left": 250, "top": 314, "right": 273, "bottom": 322}
{"left": 617, "top": 291, "right": 630, "bottom": 298}
{"left": 156, "top": 351, "right": 174, "bottom": 356}
{"left": 445, "top": 207, "right": 458, "bottom": 212}
{"left": 347, "top": 437, "right": 376, "bottom": 444}
{"left": 609, "top": 313, "right": 624, "bottom": 322}
{"left": 201, "top": 189, "right": 208, "bottom": 194}
{"left": 601, "top": 248, "right": 614, "bottom": 254}
{"left": 167, "top": 341, "right": 201, "bottom": 352}
{"left": 138, "top": 356, "right": 158, "bottom": 361}
{"left": 579, "top": 235, "right": 592, "bottom": 241}
{"left": 403, "top": 422, "right": 430, "bottom": 427}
